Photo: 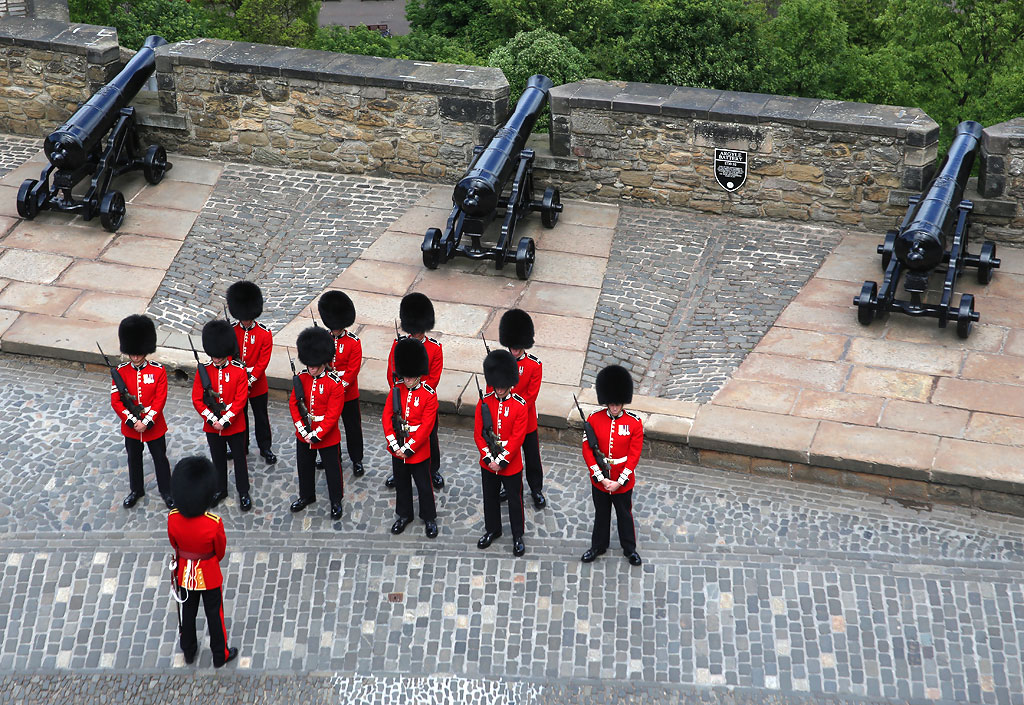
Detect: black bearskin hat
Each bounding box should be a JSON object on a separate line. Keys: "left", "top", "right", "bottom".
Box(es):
{"left": 394, "top": 337, "right": 429, "bottom": 378}
{"left": 201, "top": 319, "right": 236, "bottom": 359}
{"left": 484, "top": 349, "right": 519, "bottom": 389}
{"left": 318, "top": 290, "right": 356, "bottom": 331}
{"left": 498, "top": 308, "right": 535, "bottom": 350}
{"left": 399, "top": 292, "right": 435, "bottom": 334}
{"left": 226, "top": 280, "right": 263, "bottom": 320}
{"left": 118, "top": 314, "right": 157, "bottom": 356}
{"left": 171, "top": 455, "right": 216, "bottom": 518}
{"left": 296, "top": 326, "right": 335, "bottom": 367}
{"left": 596, "top": 364, "right": 634, "bottom": 405}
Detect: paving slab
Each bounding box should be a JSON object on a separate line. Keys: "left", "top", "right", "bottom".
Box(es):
{"left": 0, "top": 185, "right": 21, "bottom": 218}
{"left": 58, "top": 261, "right": 166, "bottom": 298}
{"left": 64, "top": 291, "right": 149, "bottom": 324}
{"left": 809, "top": 421, "right": 938, "bottom": 480}
{"left": 0, "top": 248, "right": 72, "bottom": 284}
{"left": 534, "top": 382, "right": 575, "bottom": 429}
{"left": 964, "top": 412, "right": 1024, "bottom": 447}
{"left": 645, "top": 413, "right": 693, "bottom": 443}
{"left": 845, "top": 337, "right": 964, "bottom": 376}
{"left": 1003, "top": 329, "right": 1024, "bottom": 357}
{"left": 360, "top": 232, "right": 430, "bottom": 267}
{"left": 932, "top": 377, "right": 1024, "bottom": 418}
{"left": 970, "top": 296, "right": 1024, "bottom": 329}
{"left": 518, "top": 281, "right": 601, "bottom": 318}
{"left": 525, "top": 345, "right": 587, "bottom": 387}
{"left": 844, "top": 366, "right": 935, "bottom": 402}
{"left": 711, "top": 379, "right": 800, "bottom": 414}
{"left": 0, "top": 281, "right": 81, "bottom": 316}
{"left": 526, "top": 223, "right": 615, "bottom": 258}
{"left": 131, "top": 181, "right": 216, "bottom": 212}
{"left": 0, "top": 215, "right": 17, "bottom": 237}
{"left": 755, "top": 327, "right": 849, "bottom": 362}
{"left": 430, "top": 300, "right": 492, "bottom": 338}
{"left": 414, "top": 185, "right": 452, "bottom": 209}
{"left": 774, "top": 302, "right": 885, "bottom": 338}
{"left": 2, "top": 312, "right": 118, "bottom": 362}
{"left": 0, "top": 158, "right": 49, "bottom": 187}
{"left": 882, "top": 316, "right": 1006, "bottom": 352}
{"left": 878, "top": 399, "right": 969, "bottom": 438}
{"left": 1, "top": 220, "right": 114, "bottom": 258}
{"left": 960, "top": 352, "right": 1024, "bottom": 386}
{"left": 416, "top": 266, "right": 526, "bottom": 308}
{"left": 791, "top": 389, "right": 885, "bottom": 426}
{"left": 628, "top": 395, "right": 699, "bottom": 419}
{"left": 434, "top": 369, "right": 471, "bottom": 414}
{"left": 688, "top": 405, "right": 817, "bottom": 463}
{"left": 932, "top": 438, "right": 1024, "bottom": 494}
{"left": 165, "top": 157, "right": 225, "bottom": 185}
{"left": 959, "top": 272, "right": 1024, "bottom": 301}
{"left": 0, "top": 308, "right": 18, "bottom": 342}
{"left": 99, "top": 234, "right": 183, "bottom": 270}
{"left": 481, "top": 311, "right": 593, "bottom": 352}
{"left": 529, "top": 250, "right": 607, "bottom": 288}
{"left": 791, "top": 277, "right": 861, "bottom": 308}
{"left": 357, "top": 358, "right": 389, "bottom": 404}
{"left": 387, "top": 204, "right": 452, "bottom": 236}
{"left": 355, "top": 324, "right": 398, "bottom": 362}
{"left": 557, "top": 201, "right": 619, "bottom": 228}
{"left": 732, "top": 352, "right": 850, "bottom": 392}
{"left": 117, "top": 204, "right": 201, "bottom": 241}
{"left": 329, "top": 259, "right": 421, "bottom": 297}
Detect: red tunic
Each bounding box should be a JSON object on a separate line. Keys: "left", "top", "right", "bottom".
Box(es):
{"left": 487, "top": 352, "right": 542, "bottom": 434}
{"left": 331, "top": 331, "right": 362, "bottom": 402}
{"left": 167, "top": 509, "right": 227, "bottom": 590}
{"left": 289, "top": 369, "right": 345, "bottom": 449}
{"left": 233, "top": 321, "right": 272, "bottom": 397}
{"left": 382, "top": 381, "right": 437, "bottom": 464}
{"left": 583, "top": 409, "right": 644, "bottom": 494}
{"left": 191, "top": 360, "right": 248, "bottom": 436}
{"left": 110, "top": 360, "right": 168, "bottom": 442}
{"left": 474, "top": 391, "right": 528, "bottom": 476}
{"left": 386, "top": 335, "right": 443, "bottom": 390}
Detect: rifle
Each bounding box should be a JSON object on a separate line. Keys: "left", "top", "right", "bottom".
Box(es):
{"left": 287, "top": 349, "right": 315, "bottom": 435}
{"left": 168, "top": 556, "right": 183, "bottom": 637}
{"left": 480, "top": 332, "right": 491, "bottom": 355}
{"left": 98, "top": 342, "right": 147, "bottom": 423}
{"left": 391, "top": 380, "right": 408, "bottom": 449}
{"left": 188, "top": 335, "right": 227, "bottom": 418}
{"left": 574, "top": 394, "right": 611, "bottom": 477}
{"left": 475, "top": 375, "right": 504, "bottom": 460}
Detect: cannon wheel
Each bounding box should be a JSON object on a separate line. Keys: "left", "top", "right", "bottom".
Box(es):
{"left": 16, "top": 179, "right": 39, "bottom": 220}
{"left": 856, "top": 281, "right": 877, "bottom": 325}
{"left": 977, "top": 242, "right": 997, "bottom": 285}
{"left": 143, "top": 145, "right": 168, "bottom": 185}
{"left": 541, "top": 186, "right": 560, "bottom": 229}
{"left": 515, "top": 237, "right": 536, "bottom": 280}
{"left": 422, "top": 228, "right": 443, "bottom": 270}
{"left": 99, "top": 190, "right": 126, "bottom": 232}
{"left": 879, "top": 230, "right": 897, "bottom": 270}
{"left": 956, "top": 293, "right": 975, "bottom": 339}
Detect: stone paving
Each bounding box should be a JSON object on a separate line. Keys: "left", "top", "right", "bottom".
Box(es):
{"left": 3, "top": 354, "right": 1024, "bottom": 704}
{"left": 0, "top": 134, "right": 36, "bottom": 177}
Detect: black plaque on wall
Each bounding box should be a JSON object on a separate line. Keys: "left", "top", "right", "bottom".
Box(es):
{"left": 714, "top": 149, "right": 747, "bottom": 192}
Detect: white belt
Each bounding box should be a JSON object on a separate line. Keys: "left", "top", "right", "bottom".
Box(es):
{"left": 407, "top": 424, "right": 421, "bottom": 432}
{"left": 608, "top": 456, "right": 628, "bottom": 465}
{"left": 312, "top": 414, "right": 325, "bottom": 422}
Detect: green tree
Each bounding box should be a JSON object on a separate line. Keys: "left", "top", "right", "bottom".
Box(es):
{"left": 488, "top": 29, "right": 590, "bottom": 131}
{"left": 766, "top": 0, "right": 852, "bottom": 98}
{"left": 312, "top": 25, "right": 395, "bottom": 57}
{"left": 405, "top": 0, "right": 504, "bottom": 55}
{"left": 391, "top": 31, "right": 482, "bottom": 64}
{"left": 234, "top": 0, "right": 319, "bottom": 47}
{"left": 70, "top": 0, "right": 218, "bottom": 47}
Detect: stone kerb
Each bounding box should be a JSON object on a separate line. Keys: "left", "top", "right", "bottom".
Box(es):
{"left": 147, "top": 39, "right": 509, "bottom": 179}
{"left": 978, "top": 117, "right": 1024, "bottom": 243}
{"left": 0, "top": 18, "right": 120, "bottom": 135}
{"left": 544, "top": 79, "right": 939, "bottom": 229}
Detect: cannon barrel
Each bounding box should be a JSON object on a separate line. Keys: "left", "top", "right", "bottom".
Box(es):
{"left": 44, "top": 35, "right": 167, "bottom": 172}
{"left": 454, "top": 74, "right": 554, "bottom": 217}
{"left": 895, "top": 120, "right": 983, "bottom": 272}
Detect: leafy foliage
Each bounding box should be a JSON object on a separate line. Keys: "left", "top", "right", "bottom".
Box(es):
{"left": 70, "top": 0, "right": 217, "bottom": 48}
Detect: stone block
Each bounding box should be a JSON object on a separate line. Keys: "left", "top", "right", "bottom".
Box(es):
{"left": 387, "top": 205, "right": 451, "bottom": 236}
{"left": 439, "top": 96, "right": 502, "bottom": 124}
{"left": 434, "top": 369, "right": 471, "bottom": 415}
{"left": 59, "top": 261, "right": 165, "bottom": 298}
{"left": 1, "top": 221, "right": 113, "bottom": 258}
{"left": 708, "top": 91, "right": 770, "bottom": 125}
{"left": 531, "top": 224, "right": 615, "bottom": 258}
{"left": 927, "top": 482, "right": 973, "bottom": 507}
{"left": 64, "top": 291, "right": 148, "bottom": 324}
{"left": 754, "top": 327, "right": 848, "bottom": 362}
{"left": 644, "top": 413, "right": 692, "bottom": 443}
{"left": 481, "top": 311, "right": 592, "bottom": 353}
{"left": 360, "top": 232, "right": 427, "bottom": 267}
{"left": 0, "top": 248, "right": 72, "bottom": 284}
{"left": 2, "top": 311, "right": 118, "bottom": 362}
{"left": 534, "top": 382, "right": 575, "bottom": 429}
{"left": 960, "top": 352, "right": 1024, "bottom": 385}
{"left": 878, "top": 399, "right": 968, "bottom": 438}
{"left": 0, "top": 281, "right": 80, "bottom": 316}
{"left": 0, "top": 308, "right": 19, "bottom": 343}
{"left": 749, "top": 458, "right": 791, "bottom": 478}
{"left": 845, "top": 367, "right": 934, "bottom": 403}
{"left": 101, "top": 234, "right": 182, "bottom": 270}
{"left": 732, "top": 352, "right": 850, "bottom": 392}
{"left": 791, "top": 389, "right": 884, "bottom": 426}
{"left": 329, "top": 260, "right": 420, "bottom": 298}
{"left": 628, "top": 395, "right": 699, "bottom": 419}
{"left": 698, "top": 449, "right": 751, "bottom": 474}
{"left": 557, "top": 202, "right": 619, "bottom": 228}
{"left": 688, "top": 405, "right": 817, "bottom": 463}
{"left": 974, "top": 489, "right": 1024, "bottom": 517}
{"left": 932, "top": 377, "right": 1024, "bottom": 417}
{"left": 711, "top": 379, "right": 799, "bottom": 414}
{"left": 882, "top": 316, "right": 1005, "bottom": 353}
{"left": 964, "top": 412, "right": 1024, "bottom": 447}
{"left": 845, "top": 337, "right": 963, "bottom": 377}
{"left": 841, "top": 471, "right": 891, "bottom": 497}
{"left": 662, "top": 86, "right": 721, "bottom": 119}
{"left": 118, "top": 205, "right": 200, "bottom": 241}
{"left": 417, "top": 267, "right": 526, "bottom": 309}
{"left": 809, "top": 421, "right": 937, "bottom": 480}
{"left": 758, "top": 95, "right": 820, "bottom": 127}
{"left": 132, "top": 181, "right": 215, "bottom": 212}
{"left": 774, "top": 302, "right": 887, "bottom": 338}
{"left": 357, "top": 358, "right": 389, "bottom": 404}
{"left": 529, "top": 251, "right": 607, "bottom": 289}
{"left": 791, "top": 464, "right": 843, "bottom": 487}
{"left": 890, "top": 477, "right": 930, "bottom": 502}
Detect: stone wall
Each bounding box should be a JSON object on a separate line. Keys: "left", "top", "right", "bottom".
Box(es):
{"left": 149, "top": 39, "right": 508, "bottom": 179}
{"left": 978, "top": 118, "right": 1024, "bottom": 244}
{"left": 542, "top": 80, "right": 939, "bottom": 231}
{"left": 0, "top": 18, "right": 119, "bottom": 135}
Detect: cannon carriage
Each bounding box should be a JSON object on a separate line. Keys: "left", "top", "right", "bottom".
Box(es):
{"left": 16, "top": 35, "right": 173, "bottom": 233}
{"left": 853, "top": 120, "right": 1000, "bottom": 339}
{"left": 421, "top": 74, "right": 563, "bottom": 280}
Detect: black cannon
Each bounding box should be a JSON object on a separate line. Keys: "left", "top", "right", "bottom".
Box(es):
{"left": 853, "top": 120, "right": 1000, "bottom": 339}
{"left": 421, "top": 74, "right": 563, "bottom": 280}
{"left": 16, "top": 35, "right": 172, "bottom": 232}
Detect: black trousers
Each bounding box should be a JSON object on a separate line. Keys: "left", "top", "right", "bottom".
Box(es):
{"left": 481, "top": 469, "right": 524, "bottom": 539}
{"left": 296, "top": 440, "right": 344, "bottom": 505}
{"left": 429, "top": 419, "right": 440, "bottom": 474}
{"left": 206, "top": 432, "right": 250, "bottom": 495}
{"left": 124, "top": 435, "right": 171, "bottom": 496}
{"left": 179, "top": 585, "right": 230, "bottom": 666}
{"left": 340, "top": 397, "right": 364, "bottom": 465}
{"left": 243, "top": 393, "right": 272, "bottom": 453}
{"left": 591, "top": 486, "right": 636, "bottom": 553}
{"left": 393, "top": 456, "right": 435, "bottom": 521}
{"left": 522, "top": 430, "right": 543, "bottom": 494}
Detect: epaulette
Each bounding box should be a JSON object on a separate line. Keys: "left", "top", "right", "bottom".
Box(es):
{"left": 345, "top": 331, "right": 360, "bottom": 341}
{"left": 204, "top": 511, "right": 222, "bottom": 522}
{"left": 117, "top": 361, "right": 131, "bottom": 369}
{"left": 327, "top": 371, "right": 343, "bottom": 383}
{"left": 257, "top": 322, "right": 271, "bottom": 332}
{"left": 426, "top": 336, "right": 440, "bottom": 346}
{"left": 169, "top": 508, "right": 179, "bottom": 515}
{"left": 511, "top": 393, "right": 526, "bottom": 404}
{"left": 149, "top": 360, "right": 163, "bottom": 368}
{"left": 625, "top": 410, "right": 642, "bottom": 421}
{"left": 229, "top": 360, "right": 246, "bottom": 369}
{"left": 422, "top": 383, "right": 436, "bottom": 395}
{"left": 525, "top": 353, "right": 540, "bottom": 363}
{"left": 482, "top": 390, "right": 494, "bottom": 399}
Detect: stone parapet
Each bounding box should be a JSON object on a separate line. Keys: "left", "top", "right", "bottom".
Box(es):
{"left": 978, "top": 118, "right": 1024, "bottom": 243}
{"left": 543, "top": 79, "right": 939, "bottom": 230}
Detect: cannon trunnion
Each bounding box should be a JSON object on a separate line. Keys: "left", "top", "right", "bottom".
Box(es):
{"left": 853, "top": 121, "right": 1000, "bottom": 339}
{"left": 16, "top": 35, "right": 173, "bottom": 233}
{"left": 421, "top": 74, "right": 563, "bottom": 280}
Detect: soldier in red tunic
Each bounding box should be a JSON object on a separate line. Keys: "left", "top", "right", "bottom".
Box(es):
{"left": 318, "top": 290, "right": 364, "bottom": 478}
{"left": 475, "top": 350, "right": 529, "bottom": 557}
{"left": 112, "top": 314, "right": 172, "bottom": 508}
{"left": 168, "top": 455, "right": 239, "bottom": 667}
{"left": 191, "top": 320, "right": 251, "bottom": 511}
{"left": 581, "top": 365, "right": 644, "bottom": 566}
{"left": 497, "top": 309, "right": 546, "bottom": 509}
{"left": 226, "top": 281, "right": 276, "bottom": 465}
{"left": 385, "top": 293, "right": 444, "bottom": 490}
{"left": 288, "top": 326, "right": 346, "bottom": 521}
{"left": 382, "top": 337, "right": 439, "bottom": 538}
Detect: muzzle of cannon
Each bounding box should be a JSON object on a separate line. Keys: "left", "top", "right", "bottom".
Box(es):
{"left": 16, "top": 35, "right": 173, "bottom": 233}
{"left": 854, "top": 120, "right": 1000, "bottom": 339}
{"left": 421, "top": 74, "right": 563, "bottom": 280}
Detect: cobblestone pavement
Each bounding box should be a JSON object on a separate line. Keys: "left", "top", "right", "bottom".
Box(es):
{"left": 584, "top": 207, "right": 842, "bottom": 402}
{"left": 3, "top": 353, "right": 1024, "bottom": 704}
{"left": 145, "top": 164, "right": 429, "bottom": 333}
{"left": 0, "top": 135, "right": 40, "bottom": 177}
